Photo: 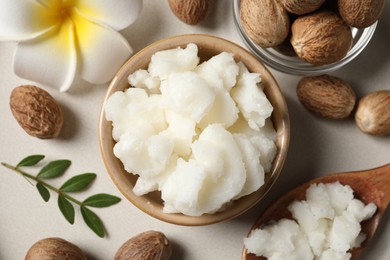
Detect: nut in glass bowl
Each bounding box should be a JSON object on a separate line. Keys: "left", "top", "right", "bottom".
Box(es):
{"left": 99, "top": 34, "right": 290, "bottom": 226}
{"left": 233, "top": 0, "right": 377, "bottom": 75}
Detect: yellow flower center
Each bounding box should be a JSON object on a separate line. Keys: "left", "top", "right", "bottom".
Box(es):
{"left": 59, "top": 5, "right": 72, "bottom": 20}
{"left": 45, "top": 0, "right": 77, "bottom": 24}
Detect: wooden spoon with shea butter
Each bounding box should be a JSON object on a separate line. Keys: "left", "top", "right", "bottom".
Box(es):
{"left": 243, "top": 163, "right": 390, "bottom": 260}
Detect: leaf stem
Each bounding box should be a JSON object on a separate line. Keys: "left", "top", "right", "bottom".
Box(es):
{"left": 1, "top": 162, "right": 82, "bottom": 206}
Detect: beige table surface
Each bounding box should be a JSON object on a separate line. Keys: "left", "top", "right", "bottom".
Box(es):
{"left": 1, "top": 1, "right": 389, "bottom": 259}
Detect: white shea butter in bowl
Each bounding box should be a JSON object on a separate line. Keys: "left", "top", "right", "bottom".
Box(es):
{"left": 105, "top": 43, "right": 276, "bottom": 216}
{"left": 99, "top": 34, "right": 289, "bottom": 225}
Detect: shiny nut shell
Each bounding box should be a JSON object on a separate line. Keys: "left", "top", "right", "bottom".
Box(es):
{"left": 240, "top": 0, "right": 290, "bottom": 48}
{"left": 355, "top": 90, "right": 390, "bottom": 135}
{"left": 10, "top": 85, "right": 63, "bottom": 139}
{"left": 115, "top": 231, "right": 172, "bottom": 260}
{"left": 25, "top": 237, "right": 87, "bottom": 260}
{"left": 338, "top": 0, "right": 385, "bottom": 28}
{"left": 297, "top": 74, "right": 356, "bottom": 119}
{"left": 291, "top": 11, "right": 353, "bottom": 65}
{"left": 281, "top": 0, "right": 325, "bottom": 15}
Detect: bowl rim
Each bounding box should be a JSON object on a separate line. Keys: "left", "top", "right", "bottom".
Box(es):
{"left": 232, "top": 0, "right": 377, "bottom": 75}
{"left": 98, "top": 33, "right": 290, "bottom": 226}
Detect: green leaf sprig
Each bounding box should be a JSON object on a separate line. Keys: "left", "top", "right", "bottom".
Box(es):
{"left": 2, "top": 154, "right": 121, "bottom": 238}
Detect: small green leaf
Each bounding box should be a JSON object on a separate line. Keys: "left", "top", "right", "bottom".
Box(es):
{"left": 36, "top": 183, "right": 50, "bottom": 202}
{"left": 58, "top": 195, "right": 75, "bottom": 224}
{"left": 81, "top": 206, "right": 104, "bottom": 238}
{"left": 82, "top": 193, "right": 121, "bottom": 208}
{"left": 38, "top": 160, "right": 71, "bottom": 179}
{"left": 17, "top": 155, "right": 45, "bottom": 167}
{"left": 60, "top": 173, "right": 96, "bottom": 192}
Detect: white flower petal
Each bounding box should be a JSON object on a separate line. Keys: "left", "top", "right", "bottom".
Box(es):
{"left": 74, "top": 12, "right": 132, "bottom": 84}
{"left": 0, "top": 0, "right": 58, "bottom": 41}
{"left": 14, "top": 20, "right": 77, "bottom": 92}
{"left": 76, "top": 0, "right": 142, "bottom": 30}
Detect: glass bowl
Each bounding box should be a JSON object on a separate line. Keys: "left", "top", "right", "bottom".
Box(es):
{"left": 233, "top": 0, "right": 377, "bottom": 75}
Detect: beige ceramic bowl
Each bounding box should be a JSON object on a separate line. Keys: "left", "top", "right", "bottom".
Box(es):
{"left": 99, "top": 34, "right": 290, "bottom": 226}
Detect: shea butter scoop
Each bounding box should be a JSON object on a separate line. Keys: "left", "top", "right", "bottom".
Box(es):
{"left": 243, "top": 163, "right": 390, "bottom": 260}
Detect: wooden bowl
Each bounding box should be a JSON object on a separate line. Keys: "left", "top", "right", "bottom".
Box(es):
{"left": 99, "top": 34, "right": 290, "bottom": 226}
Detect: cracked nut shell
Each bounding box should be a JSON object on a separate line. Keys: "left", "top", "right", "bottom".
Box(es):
{"left": 10, "top": 85, "right": 63, "bottom": 139}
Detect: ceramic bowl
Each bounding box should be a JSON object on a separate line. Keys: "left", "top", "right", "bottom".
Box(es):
{"left": 233, "top": 0, "right": 377, "bottom": 75}
{"left": 99, "top": 34, "right": 290, "bottom": 226}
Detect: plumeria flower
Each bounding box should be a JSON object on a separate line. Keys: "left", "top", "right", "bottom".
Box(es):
{"left": 0, "top": 0, "right": 142, "bottom": 91}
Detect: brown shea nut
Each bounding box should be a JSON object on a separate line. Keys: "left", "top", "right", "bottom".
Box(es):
{"left": 168, "top": 0, "right": 214, "bottom": 25}
{"left": 26, "top": 237, "right": 87, "bottom": 260}
{"left": 281, "top": 0, "right": 326, "bottom": 15}
{"left": 240, "top": 0, "right": 290, "bottom": 48}
{"left": 10, "top": 85, "right": 63, "bottom": 139}
{"left": 338, "top": 0, "right": 385, "bottom": 29}
{"left": 297, "top": 74, "right": 356, "bottom": 119}
{"left": 115, "top": 231, "right": 172, "bottom": 260}
{"left": 291, "top": 11, "right": 353, "bottom": 65}
{"left": 355, "top": 90, "right": 390, "bottom": 135}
